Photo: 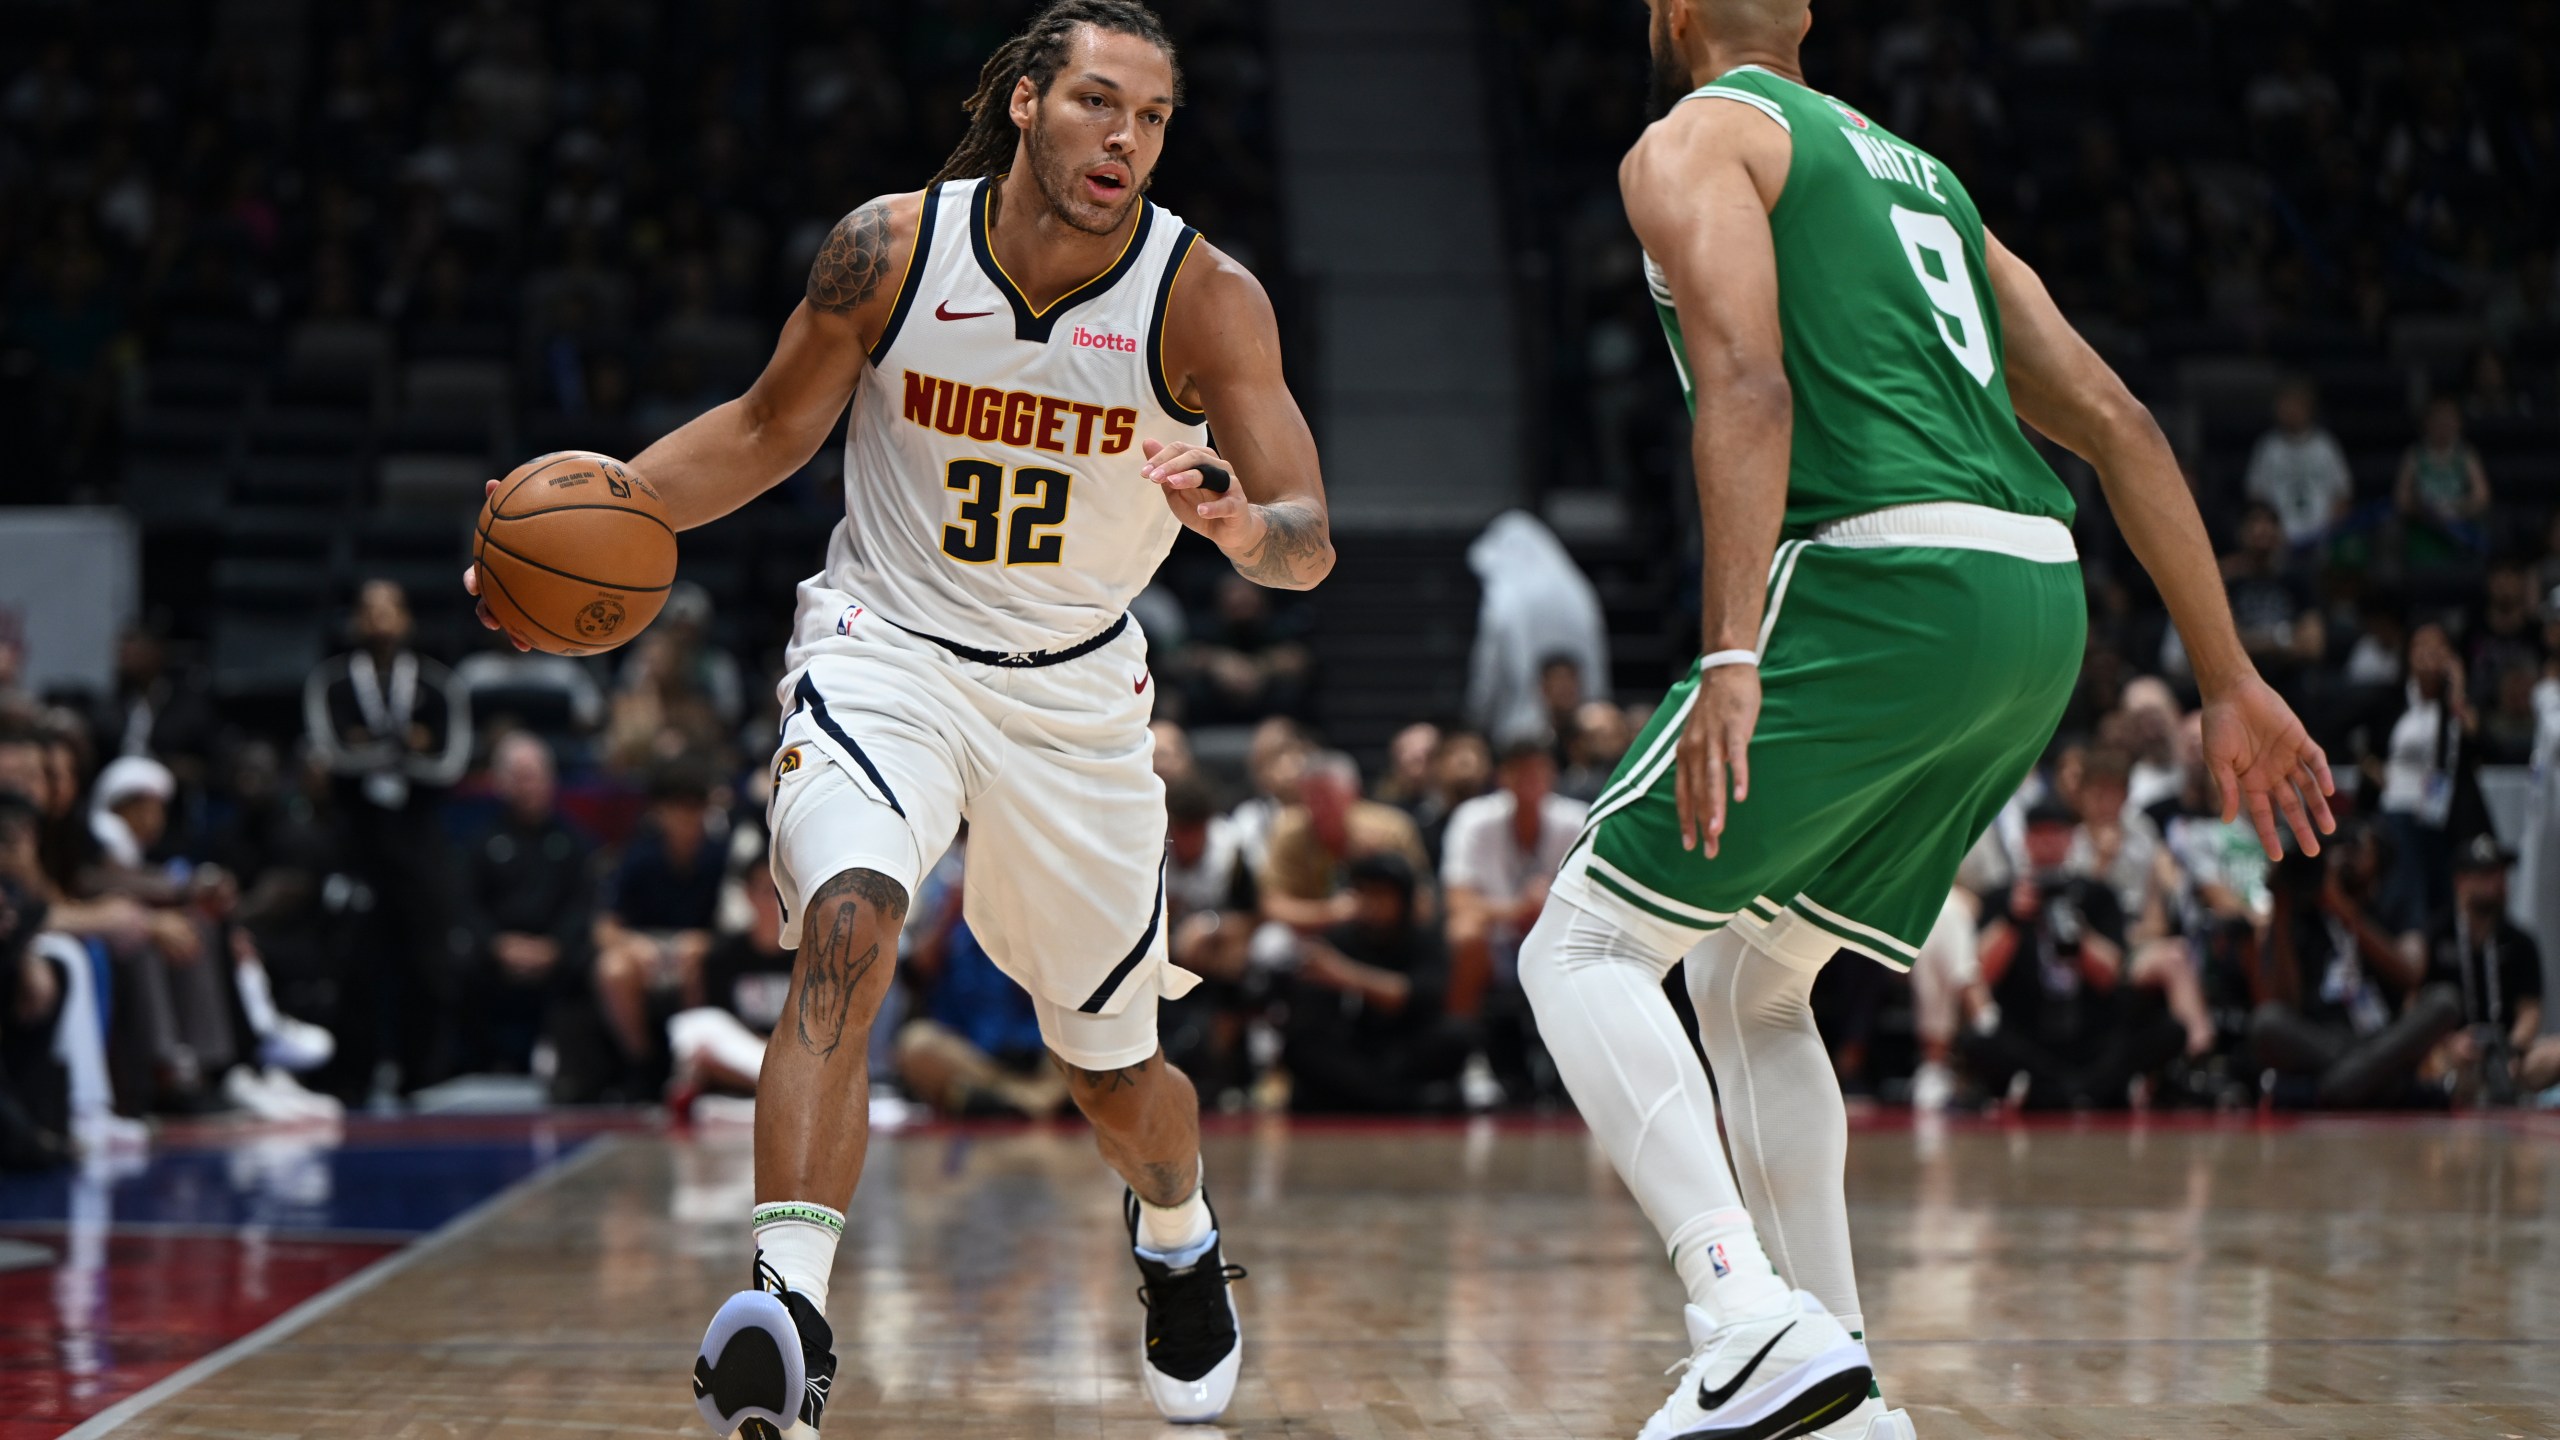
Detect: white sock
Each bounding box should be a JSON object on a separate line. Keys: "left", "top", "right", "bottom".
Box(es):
{"left": 751, "top": 1201, "right": 844, "bottom": 1315}
{"left": 234, "top": 954, "right": 282, "bottom": 1038}
{"left": 1686, "top": 929, "right": 1866, "bottom": 1328}
{"left": 1516, "top": 901, "right": 1781, "bottom": 1325}
{"left": 1136, "top": 1165, "right": 1214, "bottom": 1258}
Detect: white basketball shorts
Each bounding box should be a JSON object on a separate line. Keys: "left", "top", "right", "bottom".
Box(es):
{"left": 766, "top": 585, "right": 1194, "bottom": 1072}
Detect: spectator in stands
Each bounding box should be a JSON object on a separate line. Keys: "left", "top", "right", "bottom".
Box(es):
{"left": 2395, "top": 395, "right": 2492, "bottom": 566}
{"left": 892, "top": 839, "right": 1067, "bottom": 1120}
{"left": 1412, "top": 727, "right": 1493, "bottom": 866}
{"left": 666, "top": 836, "right": 803, "bottom": 1110}
{"left": 0, "top": 872, "right": 71, "bottom": 1170}
{"left": 85, "top": 625, "right": 217, "bottom": 784}
{"left": 1372, "top": 722, "right": 1441, "bottom": 812}
{"left": 1559, "top": 699, "right": 1633, "bottom": 802}
{"left": 453, "top": 627, "right": 606, "bottom": 739}
{"left": 2253, "top": 824, "right": 2462, "bottom": 1108}
{"left": 1169, "top": 574, "right": 1313, "bottom": 725}
{"left": 2065, "top": 746, "right": 2216, "bottom": 1057}
{"left": 2218, "top": 503, "right": 2323, "bottom": 688}
{"left": 1443, "top": 739, "right": 1586, "bottom": 1022}
{"left": 603, "top": 626, "right": 732, "bottom": 776}
{"left": 2377, "top": 623, "right": 2475, "bottom": 933}
{"left": 453, "top": 733, "right": 593, "bottom": 1077}
{"left": 306, "top": 578, "right": 470, "bottom": 1097}
{"left": 614, "top": 581, "right": 744, "bottom": 730}
{"left": 1149, "top": 718, "right": 1197, "bottom": 786}
{"left": 1227, "top": 717, "right": 1310, "bottom": 880}
{"left": 1163, "top": 775, "right": 1255, "bottom": 1098}
{"left": 593, "top": 761, "right": 724, "bottom": 1077}
{"left": 2414, "top": 834, "right": 2558, "bottom": 1103}
{"left": 1260, "top": 752, "right": 1434, "bottom": 933}
{"left": 2244, "top": 379, "right": 2354, "bottom": 550}
{"left": 1281, "top": 853, "right": 1474, "bottom": 1113}
{"left": 1466, "top": 512, "right": 1609, "bottom": 747}
{"left": 1966, "top": 802, "right": 2187, "bottom": 1109}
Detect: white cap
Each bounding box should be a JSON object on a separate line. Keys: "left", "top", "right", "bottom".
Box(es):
{"left": 93, "top": 755, "right": 175, "bottom": 811}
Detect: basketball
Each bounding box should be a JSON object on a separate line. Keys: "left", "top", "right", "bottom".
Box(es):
{"left": 471, "top": 451, "right": 677, "bottom": 657}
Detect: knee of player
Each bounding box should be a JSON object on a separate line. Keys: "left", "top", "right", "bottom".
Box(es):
{"left": 784, "top": 867, "right": 908, "bottom": 1047}
{"left": 1056, "top": 1049, "right": 1167, "bottom": 1109}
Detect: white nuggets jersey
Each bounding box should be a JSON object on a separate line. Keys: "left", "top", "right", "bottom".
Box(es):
{"left": 823, "top": 176, "right": 1210, "bottom": 654}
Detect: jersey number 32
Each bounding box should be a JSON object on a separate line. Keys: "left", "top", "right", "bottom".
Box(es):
{"left": 942, "top": 459, "right": 1070, "bottom": 567}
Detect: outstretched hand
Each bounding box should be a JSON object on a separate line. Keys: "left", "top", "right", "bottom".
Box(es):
{"left": 2200, "top": 674, "right": 2336, "bottom": 859}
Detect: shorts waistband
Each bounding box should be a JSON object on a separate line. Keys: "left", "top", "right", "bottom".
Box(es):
{"left": 1808, "top": 502, "right": 2077, "bottom": 563}
{"left": 886, "top": 612, "right": 1129, "bottom": 667}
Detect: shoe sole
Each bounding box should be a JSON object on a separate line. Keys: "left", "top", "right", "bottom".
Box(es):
{"left": 693, "top": 1290, "right": 805, "bottom": 1437}
{"left": 1139, "top": 1287, "right": 1241, "bottom": 1422}
{"left": 1675, "top": 1341, "right": 1875, "bottom": 1440}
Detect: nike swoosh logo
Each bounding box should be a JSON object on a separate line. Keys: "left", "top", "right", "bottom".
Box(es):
{"left": 935, "top": 300, "right": 995, "bottom": 321}
{"left": 1135, "top": 672, "right": 1150, "bottom": 694}
{"left": 1697, "top": 1321, "right": 1794, "bottom": 1411}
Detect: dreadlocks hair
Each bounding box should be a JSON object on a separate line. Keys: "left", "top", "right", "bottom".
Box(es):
{"left": 930, "top": 0, "right": 1185, "bottom": 185}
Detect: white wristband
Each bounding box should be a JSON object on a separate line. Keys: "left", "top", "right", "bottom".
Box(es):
{"left": 1699, "top": 649, "right": 1759, "bottom": 672}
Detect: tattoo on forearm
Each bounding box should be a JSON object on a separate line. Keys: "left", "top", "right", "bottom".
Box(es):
{"left": 806, "top": 199, "right": 894, "bottom": 314}
{"left": 1234, "top": 501, "right": 1330, "bottom": 586}
{"left": 793, "top": 868, "right": 908, "bottom": 1058}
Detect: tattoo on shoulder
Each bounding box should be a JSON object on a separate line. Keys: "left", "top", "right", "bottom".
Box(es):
{"left": 1236, "top": 501, "right": 1328, "bottom": 586}
{"left": 807, "top": 199, "right": 895, "bottom": 315}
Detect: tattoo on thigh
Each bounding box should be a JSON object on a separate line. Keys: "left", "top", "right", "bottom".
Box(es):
{"left": 793, "top": 869, "right": 908, "bottom": 1059}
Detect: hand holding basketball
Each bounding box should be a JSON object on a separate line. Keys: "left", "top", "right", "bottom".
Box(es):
{"left": 465, "top": 452, "right": 678, "bottom": 657}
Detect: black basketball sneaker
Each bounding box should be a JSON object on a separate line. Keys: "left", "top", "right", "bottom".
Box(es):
{"left": 693, "top": 1253, "right": 837, "bottom": 1437}
{"left": 1124, "top": 1187, "right": 1247, "bottom": 1422}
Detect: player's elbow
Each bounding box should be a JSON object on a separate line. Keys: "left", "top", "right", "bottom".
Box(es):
{"left": 1695, "top": 364, "right": 1792, "bottom": 430}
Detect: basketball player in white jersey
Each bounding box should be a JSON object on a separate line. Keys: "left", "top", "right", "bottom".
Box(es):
{"left": 465, "top": 4, "right": 1329, "bottom": 1432}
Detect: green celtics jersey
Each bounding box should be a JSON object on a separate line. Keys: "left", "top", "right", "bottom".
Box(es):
{"left": 1644, "top": 66, "right": 2075, "bottom": 533}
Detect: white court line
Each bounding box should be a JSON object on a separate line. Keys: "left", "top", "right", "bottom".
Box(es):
{"left": 61, "top": 1133, "right": 626, "bottom": 1438}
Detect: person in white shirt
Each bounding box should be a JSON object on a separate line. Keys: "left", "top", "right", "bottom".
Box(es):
{"left": 1442, "top": 739, "right": 1589, "bottom": 1021}
{"left": 2244, "top": 379, "right": 2354, "bottom": 548}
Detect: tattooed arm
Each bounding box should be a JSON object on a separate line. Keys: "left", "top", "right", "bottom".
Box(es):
{"left": 627, "top": 192, "right": 920, "bottom": 530}
{"left": 1148, "top": 242, "right": 1335, "bottom": 590}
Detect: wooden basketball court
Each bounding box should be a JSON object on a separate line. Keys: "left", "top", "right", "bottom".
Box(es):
{"left": 62, "top": 1115, "right": 2560, "bottom": 1439}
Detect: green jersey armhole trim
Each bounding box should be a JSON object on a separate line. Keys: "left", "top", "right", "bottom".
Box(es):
{"left": 1673, "top": 74, "right": 1799, "bottom": 216}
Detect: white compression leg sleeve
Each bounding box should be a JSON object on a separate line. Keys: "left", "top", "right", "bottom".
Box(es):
{"left": 1685, "top": 929, "right": 1863, "bottom": 1336}
{"left": 1518, "top": 900, "right": 1788, "bottom": 1322}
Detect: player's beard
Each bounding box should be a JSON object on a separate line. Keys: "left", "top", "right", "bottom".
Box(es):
{"left": 1647, "top": 8, "right": 1692, "bottom": 118}
{"left": 1024, "top": 114, "right": 1141, "bottom": 237}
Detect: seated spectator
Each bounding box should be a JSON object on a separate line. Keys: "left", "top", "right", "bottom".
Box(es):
{"left": 1373, "top": 722, "right": 1441, "bottom": 812}
{"left": 2412, "top": 835, "right": 2558, "bottom": 1103}
{"left": 2065, "top": 746, "right": 2215, "bottom": 1056}
{"left": 615, "top": 581, "right": 745, "bottom": 729}
{"left": 2394, "top": 396, "right": 2491, "bottom": 566}
{"left": 2251, "top": 823, "right": 2462, "bottom": 1108}
{"left": 2243, "top": 378, "right": 2352, "bottom": 549}
{"left": 1163, "top": 776, "right": 1257, "bottom": 1097}
{"left": 1260, "top": 752, "right": 1434, "bottom": 933}
{"left": 1412, "top": 727, "right": 1493, "bottom": 866}
{"left": 1559, "top": 700, "right": 1633, "bottom": 803}
{"left": 0, "top": 872, "right": 71, "bottom": 1170}
{"left": 603, "top": 628, "right": 732, "bottom": 776}
{"left": 454, "top": 733, "right": 594, "bottom": 1076}
{"left": 893, "top": 838, "right": 1068, "bottom": 1119}
{"left": 454, "top": 627, "right": 606, "bottom": 738}
{"left": 1282, "top": 854, "right": 1475, "bottom": 1113}
{"left": 1443, "top": 740, "right": 1585, "bottom": 1017}
{"left": 666, "top": 841, "right": 804, "bottom": 1104}
{"left": 85, "top": 625, "right": 217, "bottom": 785}
{"left": 1965, "top": 802, "right": 2188, "bottom": 1108}
{"left": 1170, "top": 574, "right": 1313, "bottom": 725}
{"left": 1227, "top": 717, "right": 1310, "bottom": 879}
{"left": 2216, "top": 503, "right": 2323, "bottom": 688}
{"left": 594, "top": 762, "right": 726, "bottom": 1076}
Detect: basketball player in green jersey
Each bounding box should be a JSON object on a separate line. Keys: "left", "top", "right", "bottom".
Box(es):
{"left": 1518, "top": 3, "right": 2335, "bottom": 1438}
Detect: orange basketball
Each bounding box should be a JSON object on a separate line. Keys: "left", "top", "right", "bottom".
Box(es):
{"left": 472, "top": 451, "right": 677, "bottom": 656}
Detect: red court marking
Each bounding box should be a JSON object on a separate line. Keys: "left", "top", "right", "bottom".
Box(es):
{"left": 0, "top": 1231, "right": 396, "bottom": 1438}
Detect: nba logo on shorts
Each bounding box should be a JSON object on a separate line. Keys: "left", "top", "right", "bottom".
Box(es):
{"left": 837, "top": 603, "right": 865, "bottom": 635}
{"left": 1708, "top": 1242, "right": 1732, "bottom": 1279}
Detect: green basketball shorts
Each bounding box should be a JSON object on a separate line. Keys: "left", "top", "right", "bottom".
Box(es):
{"left": 1549, "top": 502, "right": 2084, "bottom": 972}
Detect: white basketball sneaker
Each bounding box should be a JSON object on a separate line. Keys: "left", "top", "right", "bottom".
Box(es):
{"left": 1124, "top": 1188, "right": 1246, "bottom": 1422}
{"left": 1637, "top": 1291, "right": 1871, "bottom": 1440}
{"left": 1810, "top": 1396, "right": 1917, "bottom": 1439}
